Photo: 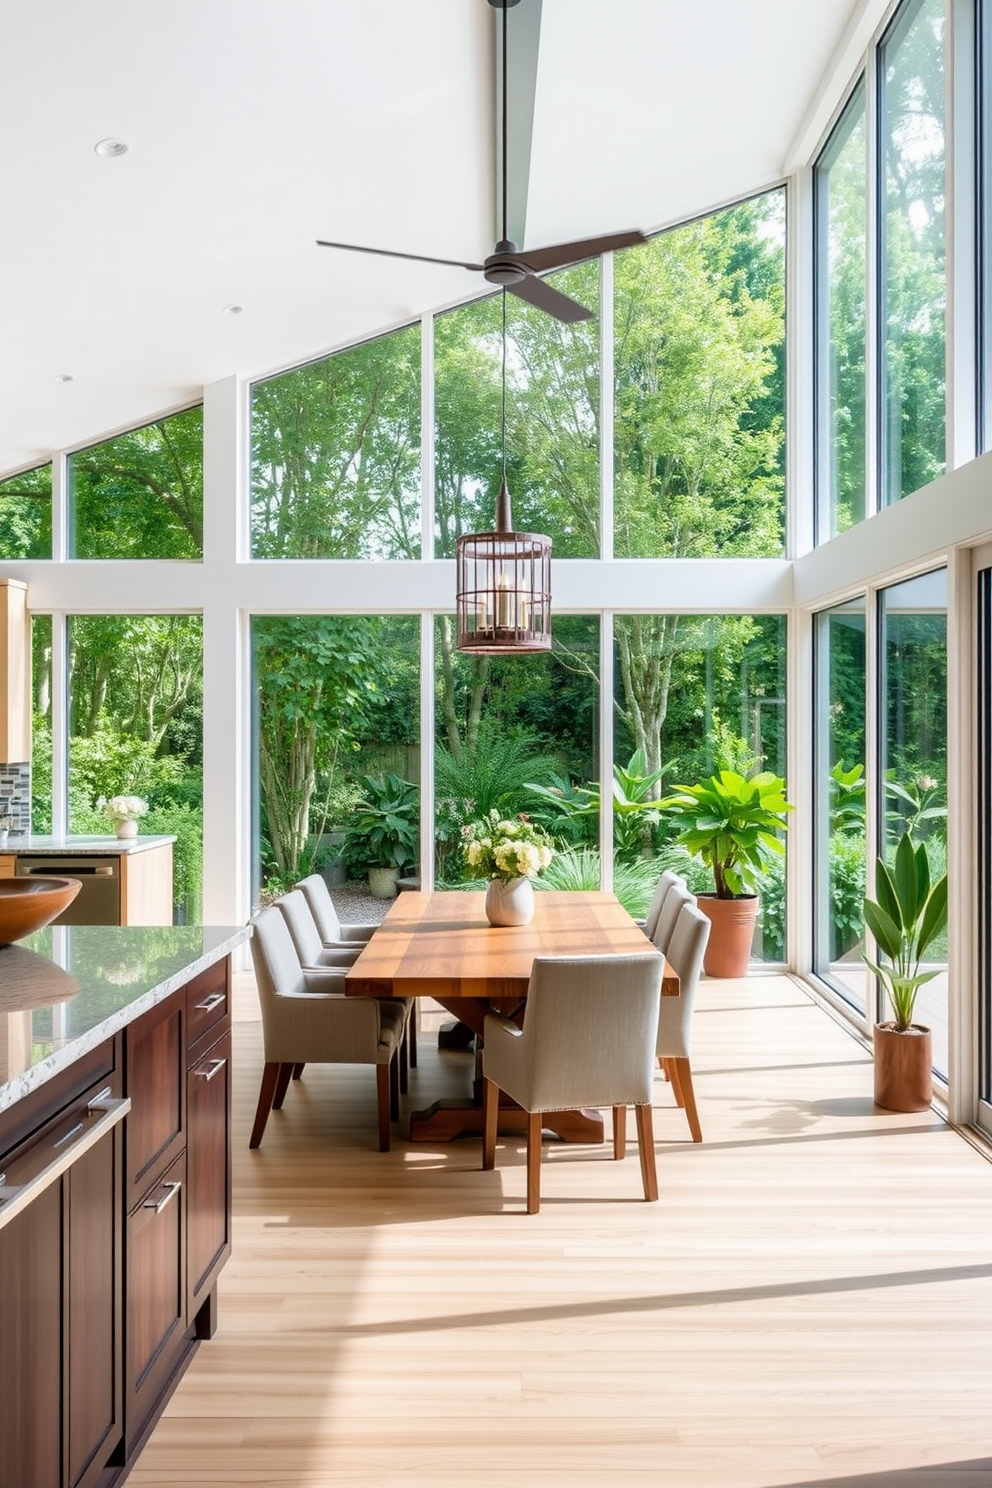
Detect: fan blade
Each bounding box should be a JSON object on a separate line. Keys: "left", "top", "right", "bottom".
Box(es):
{"left": 316, "top": 240, "right": 485, "bottom": 273}
{"left": 508, "top": 274, "right": 594, "bottom": 323}
{"left": 516, "top": 229, "right": 648, "bottom": 275}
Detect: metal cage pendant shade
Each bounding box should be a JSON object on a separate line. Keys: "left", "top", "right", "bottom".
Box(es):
{"left": 455, "top": 477, "right": 552, "bottom": 653}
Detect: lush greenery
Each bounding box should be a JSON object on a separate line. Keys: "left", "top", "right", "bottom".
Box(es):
{"left": 0, "top": 462, "right": 52, "bottom": 558}
{"left": 863, "top": 831, "right": 948, "bottom": 1031}
{"left": 342, "top": 774, "right": 419, "bottom": 874}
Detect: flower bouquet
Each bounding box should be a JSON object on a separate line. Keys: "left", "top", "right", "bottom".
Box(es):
{"left": 101, "top": 794, "right": 148, "bottom": 840}
{"left": 461, "top": 810, "right": 555, "bottom": 926}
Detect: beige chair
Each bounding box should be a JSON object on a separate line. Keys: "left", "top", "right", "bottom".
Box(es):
{"left": 642, "top": 869, "right": 687, "bottom": 942}
{"left": 278, "top": 888, "right": 361, "bottom": 969}
{"left": 296, "top": 874, "right": 378, "bottom": 946}
{"left": 249, "top": 905, "right": 408, "bottom": 1152}
{"left": 481, "top": 955, "right": 662, "bottom": 1214}
{"left": 651, "top": 882, "right": 696, "bottom": 957}
{"left": 655, "top": 900, "right": 710, "bottom": 1142}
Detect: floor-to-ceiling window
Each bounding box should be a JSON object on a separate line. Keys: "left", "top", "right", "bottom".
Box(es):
{"left": 878, "top": 570, "right": 948, "bottom": 1073}
{"left": 879, "top": 0, "right": 947, "bottom": 506}
{"left": 813, "top": 598, "right": 868, "bottom": 1009}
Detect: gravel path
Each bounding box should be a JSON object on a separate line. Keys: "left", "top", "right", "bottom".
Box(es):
{"left": 331, "top": 878, "right": 394, "bottom": 924}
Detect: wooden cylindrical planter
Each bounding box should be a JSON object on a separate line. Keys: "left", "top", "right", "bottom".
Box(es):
{"left": 695, "top": 894, "right": 759, "bottom": 977}
{"left": 872, "top": 1022, "right": 933, "bottom": 1112}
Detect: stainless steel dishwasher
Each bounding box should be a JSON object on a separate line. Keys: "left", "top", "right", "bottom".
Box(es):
{"left": 15, "top": 856, "right": 121, "bottom": 925}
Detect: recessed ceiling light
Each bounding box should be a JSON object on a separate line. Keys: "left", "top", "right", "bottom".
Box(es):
{"left": 223, "top": 304, "right": 244, "bottom": 316}
{"left": 54, "top": 373, "right": 74, "bottom": 384}
{"left": 94, "top": 138, "right": 128, "bottom": 158}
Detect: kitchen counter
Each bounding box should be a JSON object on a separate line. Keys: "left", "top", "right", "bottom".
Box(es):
{"left": 0, "top": 923, "right": 247, "bottom": 1112}
{"left": 2, "top": 833, "right": 176, "bottom": 854}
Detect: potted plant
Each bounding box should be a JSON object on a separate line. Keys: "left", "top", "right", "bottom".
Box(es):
{"left": 862, "top": 831, "right": 948, "bottom": 1112}
{"left": 344, "top": 774, "right": 419, "bottom": 899}
{"left": 660, "top": 769, "right": 793, "bottom": 976}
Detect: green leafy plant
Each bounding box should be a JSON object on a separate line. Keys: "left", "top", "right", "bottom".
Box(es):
{"left": 830, "top": 761, "right": 866, "bottom": 833}
{"left": 527, "top": 749, "right": 673, "bottom": 861}
{"left": 534, "top": 847, "right": 661, "bottom": 919}
{"left": 660, "top": 768, "right": 793, "bottom": 899}
{"left": 862, "top": 831, "right": 948, "bottom": 1032}
{"left": 343, "top": 773, "right": 419, "bottom": 873}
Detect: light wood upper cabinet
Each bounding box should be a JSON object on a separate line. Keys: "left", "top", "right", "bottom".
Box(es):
{"left": 0, "top": 579, "right": 30, "bottom": 763}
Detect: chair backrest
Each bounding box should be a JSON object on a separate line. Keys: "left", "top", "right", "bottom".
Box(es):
{"left": 277, "top": 889, "right": 326, "bottom": 967}
{"left": 518, "top": 955, "right": 662, "bottom": 1112}
{"left": 644, "top": 869, "right": 687, "bottom": 941}
{"left": 296, "top": 874, "right": 343, "bottom": 943}
{"left": 652, "top": 883, "right": 696, "bottom": 956}
{"left": 656, "top": 901, "right": 711, "bottom": 1058}
{"left": 250, "top": 905, "right": 308, "bottom": 1013}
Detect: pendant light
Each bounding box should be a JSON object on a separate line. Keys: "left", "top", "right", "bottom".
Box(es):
{"left": 455, "top": 0, "right": 552, "bottom": 655}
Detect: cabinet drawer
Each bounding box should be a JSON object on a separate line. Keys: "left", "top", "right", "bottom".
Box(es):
{"left": 185, "top": 959, "right": 230, "bottom": 1051}
{"left": 126, "top": 992, "right": 185, "bottom": 1206}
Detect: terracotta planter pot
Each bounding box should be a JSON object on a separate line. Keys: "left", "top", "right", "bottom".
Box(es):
{"left": 696, "top": 893, "right": 759, "bottom": 977}
{"left": 872, "top": 1022, "right": 933, "bottom": 1112}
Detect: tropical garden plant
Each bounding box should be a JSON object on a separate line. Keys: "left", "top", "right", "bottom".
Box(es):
{"left": 526, "top": 749, "right": 673, "bottom": 860}
{"left": 862, "top": 831, "right": 948, "bottom": 1031}
{"left": 660, "top": 768, "right": 793, "bottom": 898}
{"left": 343, "top": 774, "right": 419, "bottom": 874}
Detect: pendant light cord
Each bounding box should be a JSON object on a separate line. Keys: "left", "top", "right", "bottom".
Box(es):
{"left": 501, "top": 0, "right": 508, "bottom": 245}
{"left": 501, "top": 289, "right": 507, "bottom": 486}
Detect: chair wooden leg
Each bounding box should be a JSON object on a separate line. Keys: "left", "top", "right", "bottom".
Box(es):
{"left": 292, "top": 1063, "right": 305, "bottom": 1080}
{"left": 389, "top": 1050, "right": 400, "bottom": 1121}
{"left": 376, "top": 1064, "right": 391, "bottom": 1152}
{"left": 526, "top": 1112, "right": 542, "bottom": 1214}
{"left": 482, "top": 1077, "right": 499, "bottom": 1170}
{"left": 673, "top": 1057, "right": 702, "bottom": 1142}
{"left": 634, "top": 1102, "right": 659, "bottom": 1202}
{"left": 612, "top": 1106, "right": 626, "bottom": 1160}
{"left": 399, "top": 1027, "right": 409, "bottom": 1094}
{"left": 249, "top": 1062, "right": 281, "bottom": 1149}
{"left": 659, "top": 1056, "right": 671, "bottom": 1081}
{"left": 667, "top": 1058, "right": 686, "bottom": 1108}
{"left": 272, "top": 1062, "right": 294, "bottom": 1110}
{"left": 407, "top": 1007, "right": 418, "bottom": 1067}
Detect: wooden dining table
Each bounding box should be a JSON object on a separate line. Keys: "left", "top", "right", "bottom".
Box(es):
{"left": 345, "top": 888, "right": 678, "bottom": 1144}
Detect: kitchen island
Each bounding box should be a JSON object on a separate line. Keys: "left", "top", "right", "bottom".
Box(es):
{"left": 0, "top": 924, "right": 247, "bottom": 1488}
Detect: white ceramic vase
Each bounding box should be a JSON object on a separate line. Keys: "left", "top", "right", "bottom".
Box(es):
{"left": 485, "top": 875, "right": 534, "bottom": 927}
{"left": 115, "top": 819, "right": 139, "bottom": 840}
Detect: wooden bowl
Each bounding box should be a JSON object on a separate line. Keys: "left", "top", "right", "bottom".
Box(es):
{"left": 0, "top": 877, "right": 81, "bottom": 945}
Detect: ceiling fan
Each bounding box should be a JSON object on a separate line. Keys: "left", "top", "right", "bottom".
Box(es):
{"left": 317, "top": 0, "right": 647, "bottom": 323}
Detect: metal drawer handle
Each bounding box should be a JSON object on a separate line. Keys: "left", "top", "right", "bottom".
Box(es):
{"left": 144, "top": 1180, "right": 181, "bottom": 1214}
{"left": 0, "top": 1096, "right": 130, "bottom": 1235}
{"left": 194, "top": 991, "right": 226, "bottom": 1013}
{"left": 194, "top": 1058, "right": 227, "bottom": 1082}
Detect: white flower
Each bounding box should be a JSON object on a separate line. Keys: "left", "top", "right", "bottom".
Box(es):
{"left": 103, "top": 794, "right": 149, "bottom": 823}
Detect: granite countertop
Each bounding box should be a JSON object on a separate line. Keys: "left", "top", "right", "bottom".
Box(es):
{"left": 1, "top": 835, "right": 177, "bottom": 855}
{"left": 0, "top": 924, "right": 248, "bottom": 1112}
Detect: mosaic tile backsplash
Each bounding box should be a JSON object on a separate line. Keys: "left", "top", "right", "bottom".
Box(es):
{"left": 0, "top": 761, "right": 31, "bottom": 835}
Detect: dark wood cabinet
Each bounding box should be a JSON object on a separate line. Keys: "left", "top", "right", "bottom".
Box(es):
{"left": 0, "top": 1179, "right": 63, "bottom": 1488}
{"left": 0, "top": 1062, "right": 126, "bottom": 1488}
{"left": 0, "top": 950, "right": 233, "bottom": 1488}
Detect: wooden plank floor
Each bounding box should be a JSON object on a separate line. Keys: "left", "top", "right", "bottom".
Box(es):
{"left": 128, "top": 972, "right": 992, "bottom": 1488}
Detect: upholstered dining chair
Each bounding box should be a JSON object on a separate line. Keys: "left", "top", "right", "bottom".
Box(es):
{"left": 277, "top": 888, "right": 415, "bottom": 1090}
{"left": 481, "top": 955, "right": 662, "bottom": 1214}
{"left": 642, "top": 869, "right": 688, "bottom": 942}
{"left": 249, "top": 905, "right": 408, "bottom": 1152}
{"left": 296, "top": 874, "right": 378, "bottom": 946}
{"left": 654, "top": 900, "right": 710, "bottom": 1143}
{"left": 294, "top": 875, "right": 417, "bottom": 1070}
{"left": 651, "top": 882, "right": 697, "bottom": 958}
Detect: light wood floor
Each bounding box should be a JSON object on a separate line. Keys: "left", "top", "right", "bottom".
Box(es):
{"left": 127, "top": 972, "right": 992, "bottom": 1488}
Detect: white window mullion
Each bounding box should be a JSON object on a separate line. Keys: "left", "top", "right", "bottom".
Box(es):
{"left": 865, "top": 48, "right": 881, "bottom": 520}
{"left": 51, "top": 450, "right": 68, "bottom": 563}
{"left": 50, "top": 612, "right": 68, "bottom": 840}
{"left": 419, "top": 611, "right": 435, "bottom": 892}
{"left": 947, "top": 0, "right": 978, "bottom": 471}
{"left": 420, "top": 311, "right": 435, "bottom": 561}
{"left": 599, "top": 252, "right": 614, "bottom": 563}
{"left": 598, "top": 611, "right": 614, "bottom": 892}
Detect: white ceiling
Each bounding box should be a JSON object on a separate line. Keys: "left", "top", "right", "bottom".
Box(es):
{"left": 0, "top": 0, "right": 869, "bottom": 478}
